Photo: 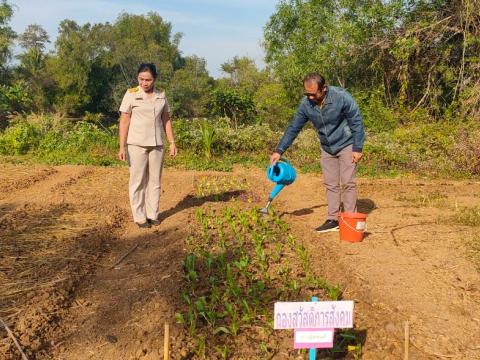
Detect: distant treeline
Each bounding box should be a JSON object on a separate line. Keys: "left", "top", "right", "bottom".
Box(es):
{"left": 0, "top": 3, "right": 292, "bottom": 127}
{"left": 0, "top": 0, "right": 479, "bottom": 127}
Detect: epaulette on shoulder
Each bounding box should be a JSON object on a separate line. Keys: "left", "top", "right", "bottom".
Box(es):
{"left": 128, "top": 86, "right": 139, "bottom": 93}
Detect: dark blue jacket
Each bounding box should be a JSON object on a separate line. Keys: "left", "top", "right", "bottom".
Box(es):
{"left": 275, "top": 86, "right": 365, "bottom": 155}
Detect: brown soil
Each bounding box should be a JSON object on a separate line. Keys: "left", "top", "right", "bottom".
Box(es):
{"left": 1, "top": 163, "right": 479, "bottom": 359}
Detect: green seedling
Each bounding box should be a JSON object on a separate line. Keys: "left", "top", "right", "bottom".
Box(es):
{"left": 327, "top": 285, "right": 342, "bottom": 300}
{"left": 195, "top": 296, "right": 217, "bottom": 327}
{"left": 201, "top": 250, "right": 214, "bottom": 272}
{"left": 297, "top": 245, "right": 310, "bottom": 273}
{"left": 194, "top": 335, "right": 206, "bottom": 358}
{"left": 348, "top": 343, "right": 362, "bottom": 360}
{"left": 175, "top": 312, "right": 185, "bottom": 324}
{"left": 234, "top": 254, "right": 249, "bottom": 273}
{"left": 224, "top": 302, "right": 240, "bottom": 336}
{"left": 215, "top": 344, "right": 229, "bottom": 360}
{"left": 183, "top": 254, "right": 198, "bottom": 283}
{"left": 177, "top": 204, "right": 343, "bottom": 357}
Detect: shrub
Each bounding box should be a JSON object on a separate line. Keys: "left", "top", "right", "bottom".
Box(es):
{"left": 450, "top": 124, "right": 480, "bottom": 175}
{"left": 0, "top": 114, "right": 118, "bottom": 165}
{"left": 199, "top": 119, "right": 216, "bottom": 159}
{"left": 355, "top": 89, "right": 397, "bottom": 133}
{"left": 207, "top": 89, "right": 256, "bottom": 128}
{"left": 216, "top": 123, "right": 279, "bottom": 153}
{"left": 254, "top": 82, "right": 295, "bottom": 127}
{"left": 0, "top": 81, "right": 34, "bottom": 116}
{"left": 0, "top": 120, "right": 41, "bottom": 155}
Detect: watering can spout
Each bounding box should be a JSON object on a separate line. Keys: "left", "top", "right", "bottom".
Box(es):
{"left": 269, "top": 183, "right": 285, "bottom": 201}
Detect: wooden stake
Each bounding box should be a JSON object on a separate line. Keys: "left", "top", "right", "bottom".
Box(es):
{"left": 404, "top": 321, "right": 409, "bottom": 360}
{"left": 0, "top": 316, "right": 29, "bottom": 360}
{"left": 164, "top": 322, "right": 169, "bottom": 360}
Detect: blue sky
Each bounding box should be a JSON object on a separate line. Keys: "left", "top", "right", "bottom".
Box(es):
{"left": 10, "top": 0, "right": 279, "bottom": 78}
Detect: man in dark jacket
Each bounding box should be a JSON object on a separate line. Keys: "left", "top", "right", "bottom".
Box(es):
{"left": 270, "top": 72, "right": 365, "bottom": 233}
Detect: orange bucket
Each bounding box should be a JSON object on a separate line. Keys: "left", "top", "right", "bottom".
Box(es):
{"left": 338, "top": 212, "right": 367, "bottom": 243}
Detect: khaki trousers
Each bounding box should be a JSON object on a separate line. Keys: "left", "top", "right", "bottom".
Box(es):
{"left": 127, "top": 145, "right": 165, "bottom": 223}
{"left": 320, "top": 144, "right": 357, "bottom": 221}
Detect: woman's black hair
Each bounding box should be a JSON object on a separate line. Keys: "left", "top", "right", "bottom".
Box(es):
{"left": 137, "top": 63, "right": 158, "bottom": 78}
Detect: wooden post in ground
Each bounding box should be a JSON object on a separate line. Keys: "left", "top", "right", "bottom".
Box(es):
{"left": 164, "top": 322, "right": 170, "bottom": 360}
{"left": 404, "top": 321, "right": 409, "bottom": 360}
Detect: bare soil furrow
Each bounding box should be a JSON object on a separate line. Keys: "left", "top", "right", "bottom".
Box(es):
{"left": 0, "top": 165, "right": 478, "bottom": 360}
{"left": 0, "top": 167, "right": 58, "bottom": 199}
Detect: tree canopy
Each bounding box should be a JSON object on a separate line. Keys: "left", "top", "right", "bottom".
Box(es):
{"left": 1, "top": 1, "right": 479, "bottom": 125}
{"left": 264, "top": 0, "right": 480, "bottom": 118}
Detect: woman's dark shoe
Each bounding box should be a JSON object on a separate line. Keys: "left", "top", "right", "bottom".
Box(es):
{"left": 147, "top": 218, "right": 161, "bottom": 226}
{"left": 137, "top": 221, "right": 151, "bottom": 229}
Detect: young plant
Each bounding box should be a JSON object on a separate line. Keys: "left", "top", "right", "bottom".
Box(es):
{"left": 327, "top": 285, "right": 343, "bottom": 300}
{"left": 199, "top": 119, "right": 216, "bottom": 159}
{"left": 182, "top": 254, "right": 198, "bottom": 283}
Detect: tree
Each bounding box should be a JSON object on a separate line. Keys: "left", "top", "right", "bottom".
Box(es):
{"left": 108, "top": 12, "right": 182, "bottom": 86}
{"left": 0, "top": 0, "right": 15, "bottom": 75}
{"left": 49, "top": 20, "right": 108, "bottom": 114}
{"left": 103, "top": 12, "right": 184, "bottom": 113}
{"left": 383, "top": 0, "right": 480, "bottom": 116}
{"left": 264, "top": 0, "right": 402, "bottom": 95}
{"left": 18, "top": 24, "right": 49, "bottom": 75}
{"left": 264, "top": 0, "right": 480, "bottom": 119}
{"left": 0, "top": 0, "right": 17, "bottom": 119}
{"left": 17, "top": 24, "right": 52, "bottom": 111}
{"left": 47, "top": 12, "right": 185, "bottom": 115}
{"left": 168, "top": 55, "right": 214, "bottom": 118}
{"left": 219, "top": 56, "right": 266, "bottom": 95}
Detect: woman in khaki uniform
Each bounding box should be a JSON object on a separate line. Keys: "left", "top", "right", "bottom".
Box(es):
{"left": 118, "top": 63, "right": 177, "bottom": 228}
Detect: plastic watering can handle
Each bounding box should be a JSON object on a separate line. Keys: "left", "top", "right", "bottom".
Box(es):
{"left": 267, "top": 157, "right": 291, "bottom": 176}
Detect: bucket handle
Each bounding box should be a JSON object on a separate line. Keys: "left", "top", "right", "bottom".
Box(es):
{"left": 339, "top": 216, "right": 367, "bottom": 233}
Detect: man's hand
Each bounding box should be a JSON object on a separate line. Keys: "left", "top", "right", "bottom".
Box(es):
{"left": 270, "top": 152, "right": 281, "bottom": 166}
{"left": 352, "top": 152, "right": 363, "bottom": 163}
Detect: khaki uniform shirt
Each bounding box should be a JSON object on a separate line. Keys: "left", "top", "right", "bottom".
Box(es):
{"left": 119, "top": 86, "right": 170, "bottom": 146}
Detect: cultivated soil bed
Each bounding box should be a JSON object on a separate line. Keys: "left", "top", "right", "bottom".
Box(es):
{"left": 1, "top": 162, "right": 479, "bottom": 359}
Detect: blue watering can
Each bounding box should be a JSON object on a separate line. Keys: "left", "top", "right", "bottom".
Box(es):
{"left": 261, "top": 159, "right": 297, "bottom": 214}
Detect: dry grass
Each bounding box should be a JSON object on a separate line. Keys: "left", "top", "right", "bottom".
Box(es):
{"left": 394, "top": 190, "right": 448, "bottom": 208}
{"left": 0, "top": 203, "right": 114, "bottom": 321}
{"left": 193, "top": 175, "right": 249, "bottom": 197}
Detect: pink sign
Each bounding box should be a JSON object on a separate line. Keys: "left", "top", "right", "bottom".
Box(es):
{"left": 294, "top": 328, "right": 335, "bottom": 349}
